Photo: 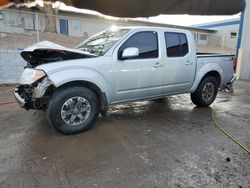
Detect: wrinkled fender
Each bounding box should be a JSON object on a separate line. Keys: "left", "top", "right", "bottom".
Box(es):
{"left": 43, "top": 67, "right": 113, "bottom": 103}
{"left": 190, "top": 63, "right": 222, "bottom": 93}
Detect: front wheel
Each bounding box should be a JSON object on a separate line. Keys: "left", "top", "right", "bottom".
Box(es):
{"left": 47, "top": 86, "right": 99, "bottom": 135}
{"left": 191, "top": 76, "right": 219, "bottom": 107}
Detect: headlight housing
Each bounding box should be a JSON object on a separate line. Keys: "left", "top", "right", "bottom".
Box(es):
{"left": 19, "top": 68, "right": 46, "bottom": 85}
{"left": 32, "top": 70, "right": 46, "bottom": 83}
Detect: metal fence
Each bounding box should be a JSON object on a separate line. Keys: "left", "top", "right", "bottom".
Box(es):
{"left": 0, "top": 8, "right": 238, "bottom": 83}
{"left": 194, "top": 32, "right": 237, "bottom": 55}
{"left": 0, "top": 9, "right": 89, "bottom": 50}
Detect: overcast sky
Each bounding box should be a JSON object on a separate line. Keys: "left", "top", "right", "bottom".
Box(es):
{"left": 51, "top": 1, "right": 241, "bottom": 26}
{"left": 136, "top": 14, "right": 240, "bottom": 26}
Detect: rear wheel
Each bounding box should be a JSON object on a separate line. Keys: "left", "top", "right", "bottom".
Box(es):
{"left": 191, "top": 76, "right": 219, "bottom": 107}
{"left": 47, "top": 86, "right": 99, "bottom": 135}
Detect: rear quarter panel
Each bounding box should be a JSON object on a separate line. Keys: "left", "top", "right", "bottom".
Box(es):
{"left": 190, "top": 55, "right": 234, "bottom": 93}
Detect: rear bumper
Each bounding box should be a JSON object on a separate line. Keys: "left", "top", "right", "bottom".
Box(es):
{"left": 228, "top": 74, "right": 236, "bottom": 85}
{"left": 219, "top": 74, "right": 236, "bottom": 92}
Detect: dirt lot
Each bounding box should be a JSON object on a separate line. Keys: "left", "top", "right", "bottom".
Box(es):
{"left": 0, "top": 32, "right": 86, "bottom": 49}
{"left": 0, "top": 81, "right": 249, "bottom": 188}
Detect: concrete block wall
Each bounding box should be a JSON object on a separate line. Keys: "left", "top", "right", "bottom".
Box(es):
{"left": 0, "top": 50, "right": 26, "bottom": 84}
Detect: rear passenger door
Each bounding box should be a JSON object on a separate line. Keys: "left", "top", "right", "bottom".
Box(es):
{"left": 163, "top": 32, "right": 196, "bottom": 94}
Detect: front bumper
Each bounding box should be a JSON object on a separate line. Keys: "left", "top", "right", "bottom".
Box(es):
{"left": 14, "top": 86, "right": 34, "bottom": 110}
{"left": 14, "top": 89, "right": 25, "bottom": 108}
{"left": 14, "top": 83, "right": 53, "bottom": 110}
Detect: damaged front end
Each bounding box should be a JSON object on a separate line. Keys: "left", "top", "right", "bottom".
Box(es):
{"left": 14, "top": 69, "right": 54, "bottom": 110}
{"left": 15, "top": 40, "right": 96, "bottom": 110}
{"left": 20, "top": 41, "right": 96, "bottom": 68}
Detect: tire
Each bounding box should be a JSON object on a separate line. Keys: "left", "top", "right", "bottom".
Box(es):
{"left": 47, "top": 86, "right": 99, "bottom": 135}
{"left": 191, "top": 76, "right": 219, "bottom": 107}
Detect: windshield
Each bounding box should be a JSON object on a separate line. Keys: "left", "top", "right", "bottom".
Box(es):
{"left": 76, "top": 28, "right": 129, "bottom": 56}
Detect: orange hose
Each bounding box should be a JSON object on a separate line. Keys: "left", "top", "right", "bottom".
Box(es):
{"left": 0, "top": 101, "right": 16, "bottom": 105}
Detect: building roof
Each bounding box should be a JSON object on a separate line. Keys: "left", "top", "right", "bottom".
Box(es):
{"left": 194, "top": 18, "right": 240, "bottom": 29}
{"left": 57, "top": 9, "right": 216, "bottom": 33}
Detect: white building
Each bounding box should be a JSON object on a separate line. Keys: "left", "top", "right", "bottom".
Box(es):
{"left": 195, "top": 15, "right": 250, "bottom": 80}
{"left": 195, "top": 18, "right": 240, "bottom": 51}
{"left": 0, "top": 8, "right": 214, "bottom": 38}
{"left": 238, "top": 0, "right": 250, "bottom": 80}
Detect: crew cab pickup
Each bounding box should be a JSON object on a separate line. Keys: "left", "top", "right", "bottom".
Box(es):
{"left": 14, "top": 27, "right": 236, "bottom": 134}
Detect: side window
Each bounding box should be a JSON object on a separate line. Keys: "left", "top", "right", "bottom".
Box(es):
{"left": 165, "top": 32, "right": 189, "bottom": 57}
{"left": 165, "top": 33, "right": 180, "bottom": 57}
{"left": 118, "top": 31, "right": 158, "bottom": 59}
{"left": 179, "top": 33, "right": 189, "bottom": 56}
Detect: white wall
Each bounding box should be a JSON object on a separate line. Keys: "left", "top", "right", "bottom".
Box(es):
{"left": 212, "top": 25, "right": 239, "bottom": 50}
{"left": 0, "top": 9, "right": 45, "bottom": 34}
{"left": 70, "top": 19, "right": 110, "bottom": 37}
{"left": 239, "top": 1, "right": 250, "bottom": 80}
{"left": 55, "top": 16, "right": 111, "bottom": 37}
{"left": 0, "top": 50, "right": 26, "bottom": 83}
{"left": 197, "top": 33, "right": 209, "bottom": 45}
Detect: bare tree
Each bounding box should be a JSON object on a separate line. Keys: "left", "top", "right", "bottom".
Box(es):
{"left": 36, "top": 1, "right": 61, "bottom": 33}
{"left": 40, "top": 0, "right": 75, "bottom": 33}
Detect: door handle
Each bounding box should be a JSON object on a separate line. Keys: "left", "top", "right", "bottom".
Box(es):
{"left": 185, "top": 60, "right": 193, "bottom": 65}
{"left": 153, "top": 62, "right": 163, "bottom": 68}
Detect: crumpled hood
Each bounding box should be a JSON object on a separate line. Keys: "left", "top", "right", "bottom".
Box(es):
{"left": 21, "top": 41, "right": 96, "bottom": 67}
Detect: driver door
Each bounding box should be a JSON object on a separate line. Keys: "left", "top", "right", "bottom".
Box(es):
{"left": 112, "top": 31, "right": 164, "bottom": 103}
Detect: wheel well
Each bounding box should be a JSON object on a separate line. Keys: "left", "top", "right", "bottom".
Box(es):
{"left": 57, "top": 81, "right": 108, "bottom": 113}
{"left": 203, "top": 71, "right": 221, "bottom": 86}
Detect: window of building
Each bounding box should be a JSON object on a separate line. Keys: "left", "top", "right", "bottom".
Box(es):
{"left": 165, "top": 32, "right": 189, "bottom": 57}
{"left": 118, "top": 31, "right": 158, "bottom": 59}
{"left": 231, "top": 32, "right": 237, "bottom": 38}
{"left": 24, "top": 17, "right": 34, "bottom": 30}
{"left": 199, "top": 34, "right": 207, "bottom": 41}
{"left": 72, "top": 20, "right": 81, "bottom": 30}
{"left": 18, "top": 17, "right": 24, "bottom": 25}
{"left": 0, "top": 13, "right": 4, "bottom": 20}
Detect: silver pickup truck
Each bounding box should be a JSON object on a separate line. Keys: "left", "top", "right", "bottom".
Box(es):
{"left": 14, "top": 27, "right": 236, "bottom": 134}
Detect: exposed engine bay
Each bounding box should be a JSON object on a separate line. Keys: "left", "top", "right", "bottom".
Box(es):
{"left": 21, "top": 49, "right": 95, "bottom": 67}
{"left": 20, "top": 41, "right": 96, "bottom": 67}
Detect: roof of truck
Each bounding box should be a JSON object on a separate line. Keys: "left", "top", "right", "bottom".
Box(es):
{"left": 112, "top": 26, "right": 193, "bottom": 33}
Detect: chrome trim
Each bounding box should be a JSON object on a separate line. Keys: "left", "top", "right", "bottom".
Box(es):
{"left": 229, "top": 74, "right": 236, "bottom": 84}
{"left": 32, "top": 77, "right": 51, "bottom": 98}
{"left": 61, "top": 96, "right": 91, "bottom": 126}
{"left": 202, "top": 82, "right": 215, "bottom": 102}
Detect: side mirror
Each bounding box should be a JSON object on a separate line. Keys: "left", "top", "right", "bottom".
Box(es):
{"left": 122, "top": 47, "right": 139, "bottom": 59}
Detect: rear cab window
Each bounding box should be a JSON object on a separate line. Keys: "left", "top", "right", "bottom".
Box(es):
{"left": 165, "top": 32, "right": 189, "bottom": 57}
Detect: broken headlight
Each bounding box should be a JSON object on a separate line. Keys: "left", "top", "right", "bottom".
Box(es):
{"left": 19, "top": 68, "right": 46, "bottom": 85}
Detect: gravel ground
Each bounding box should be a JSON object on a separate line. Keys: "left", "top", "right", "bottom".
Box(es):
{"left": 0, "top": 32, "right": 86, "bottom": 49}
{"left": 0, "top": 81, "right": 249, "bottom": 188}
